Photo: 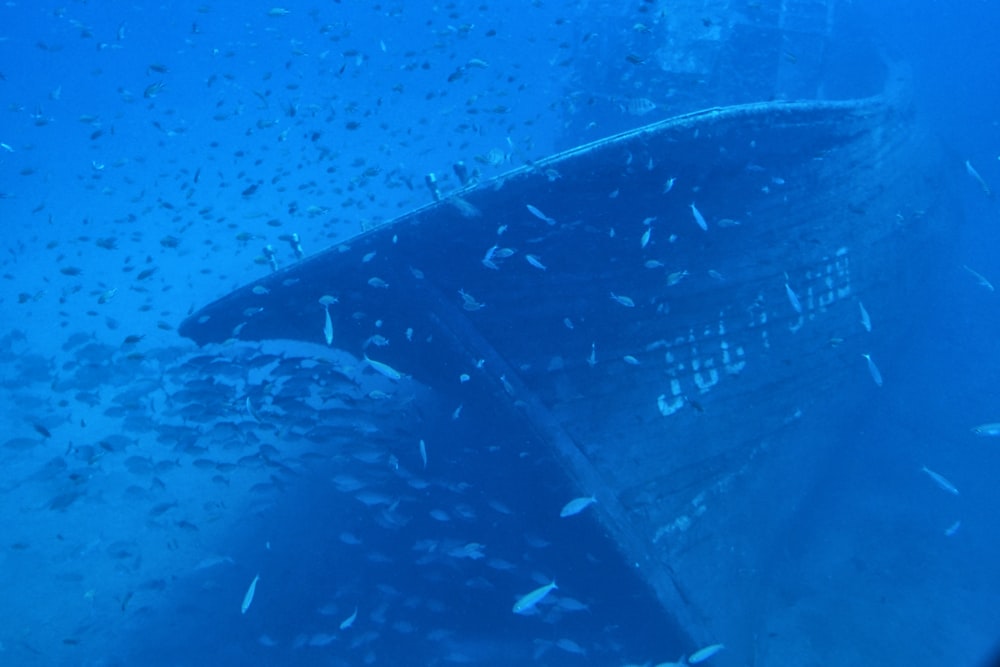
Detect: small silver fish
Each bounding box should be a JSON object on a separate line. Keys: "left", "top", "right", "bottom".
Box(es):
{"left": 555, "top": 638, "right": 587, "bottom": 655}
{"left": 610, "top": 292, "right": 635, "bottom": 307}
{"left": 365, "top": 355, "right": 403, "bottom": 381}
{"left": 245, "top": 396, "right": 261, "bottom": 423}
{"left": 526, "top": 204, "right": 556, "bottom": 225}
{"left": 322, "top": 306, "right": 333, "bottom": 346}
{"left": 559, "top": 496, "right": 597, "bottom": 518}
{"left": 972, "top": 422, "right": 1000, "bottom": 436}
{"left": 482, "top": 244, "right": 499, "bottom": 270}
{"left": 858, "top": 301, "right": 872, "bottom": 332}
{"left": 689, "top": 202, "right": 708, "bottom": 231}
{"left": 512, "top": 580, "right": 557, "bottom": 614}
{"left": 689, "top": 643, "right": 725, "bottom": 664}
{"left": 785, "top": 282, "right": 802, "bottom": 314}
{"left": 459, "top": 289, "right": 486, "bottom": 311}
{"left": 620, "top": 97, "right": 656, "bottom": 116}
{"left": 965, "top": 160, "right": 992, "bottom": 198}
{"left": 921, "top": 465, "right": 959, "bottom": 496}
{"left": 363, "top": 334, "right": 389, "bottom": 348}
{"left": 666, "top": 270, "right": 687, "bottom": 286}
{"left": 962, "top": 264, "right": 994, "bottom": 291}
{"left": 525, "top": 254, "right": 547, "bottom": 271}
{"left": 339, "top": 607, "right": 358, "bottom": 630}
{"left": 241, "top": 573, "right": 260, "bottom": 614}
{"left": 861, "top": 353, "right": 882, "bottom": 387}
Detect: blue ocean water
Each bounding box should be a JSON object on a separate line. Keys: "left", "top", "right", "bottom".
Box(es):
{"left": 1, "top": 1, "right": 999, "bottom": 666}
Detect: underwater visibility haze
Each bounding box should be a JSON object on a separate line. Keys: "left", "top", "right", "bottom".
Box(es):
{"left": 1, "top": 1, "right": 999, "bottom": 666}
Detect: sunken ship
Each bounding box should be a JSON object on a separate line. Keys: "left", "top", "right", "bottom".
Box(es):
{"left": 178, "top": 4, "right": 954, "bottom": 663}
